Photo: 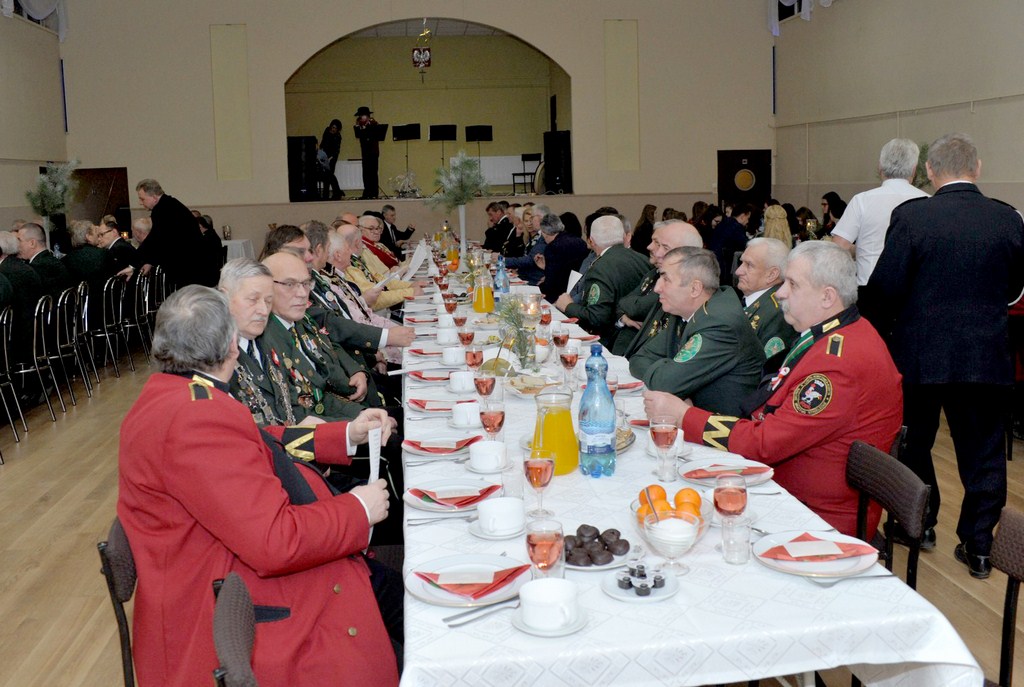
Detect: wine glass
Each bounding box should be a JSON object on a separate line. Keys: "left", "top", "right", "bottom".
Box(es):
{"left": 539, "top": 305, "right": 552, "bottom": 326}
{"left": 558, "top": 342, "right": 580, "bottom": 386}
{"left": 474, "top": 371, "right": 497, "bottom": 397}
{"left": 551, "top": 324, "right": 570, "bottom": 349}
{"left": 479, "top": 399, "right": 505, "bottom": 441}
{"left": 643, "top": 510, "right": 700, "bottom": 576}
{"left": 453, "top": 310, "right": 468, "bottom": 328}
{"left": 649, "top": 415, "right": 679, "bottom": 482}
{"left": 465, "top": 345, "right": 484, "bottom": 370}
{"left": 523, "top": 449, "right": 555, "bottom": 518}
{"left": 457, "top": 326, "right": 475, "bottom": 346}
{"left": 526, "top": 519, "right": 564, "bottom": 578}
{"left": 713, "top": 474, "right": 748, "bottom": 520}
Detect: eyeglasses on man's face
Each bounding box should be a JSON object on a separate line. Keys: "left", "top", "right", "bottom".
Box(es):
{"left": 273, "top": 278, "right": 314, "bottom": 292}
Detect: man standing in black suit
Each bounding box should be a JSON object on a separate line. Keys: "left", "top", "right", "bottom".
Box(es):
{"left": 135, "top": 178, "right": 206, "bottom": 290}
{"left": 16, "top": 222, "right": 73, "bottom": 298}
{"left": 870, "top": 133, "right": 1024, "bottom": 579}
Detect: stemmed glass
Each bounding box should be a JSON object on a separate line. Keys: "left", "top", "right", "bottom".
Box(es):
{"left": 526, "top": 519, "right": 564, "bottom": 579}
{"left": 551, "top": 324, "right": 570, "bottom": 349}
{"left": 643, "top": 510, "right": 699, "bottom": 576}
{"left": 465, "top": 345, "right": 484, "bottom": 370}
{"left": 713, "top": 474, "right": 748, "bottom": 520}
{"left": 473, "top": 370, "right": 497, "bottom": 397}
{"left": 457, "top": 326, "right": 475, "bottom": 346}
{"left": 557, "top": 341, "right": 580, "bottom": 387}
{"left": 452, "top": 309, "right": 468, "bottom": 328}
{"left": 479, "top": 399, "right": 506, "bottom": 441}
{"left": 649, "top": 415, "right": 679, "bottom": 482}
{"left": 523, "top": 449, "right": 555, "bottom": 517}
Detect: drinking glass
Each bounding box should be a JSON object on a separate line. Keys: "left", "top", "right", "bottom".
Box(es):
{"left": 539, "top": 305, "right": 552, "bottom": 326}
{"left": 453, "top": 310, "right": 468, "bottom": 328}
{"left": 473, "top": 371, "right": 497, "bottom": 397}
{"left": 523, "top": 450, "right": 555, "bottom": 517}
{"left": 457, "top": 326, "right": 475, "bottom": 346}
{"left": 713, "top": 474, "right": 748, "bottom": 519}
{"left": 551, "top": 324, "right": 570, "bottom": 349}
{"left": 479, "top": 400, "right": 506, "bottom": 441}
{"left": 649, "top": 415, "right": 679, "bottom": 482}
{"left": 558, "top": 342, "right": 580, "bottom": 386}
{"left": 465, "top": 345, "right": 484, "bottom": 370}
{"left": 526, "top": 519, "right": 564, "bottom": 578}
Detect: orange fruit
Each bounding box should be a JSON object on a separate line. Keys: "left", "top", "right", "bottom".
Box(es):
{"left": 638, "top": 484, "right": 667, "bottom": 507}
{"left": 635, "top": 502, "right": 653, "bottom": 525}
{"left": 677, "top": 502, "right": 701, "bottom": 519}
{"left": 651, "top": 498, "right": 674, "bottom": 514}
{"left": 674, "top": 488, "right": 702, "bottom": 510}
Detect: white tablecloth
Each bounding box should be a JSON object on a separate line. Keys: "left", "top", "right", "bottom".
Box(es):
{"left": 398, "top": 296, "right": 981, "bottom": 687}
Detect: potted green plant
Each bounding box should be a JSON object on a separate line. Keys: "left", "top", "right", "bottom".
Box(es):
{"left": 25, "top": 160, "right": 79, "bottom": 249}
{"left": 428, "top": 151, "right": 488, "bottom": 258}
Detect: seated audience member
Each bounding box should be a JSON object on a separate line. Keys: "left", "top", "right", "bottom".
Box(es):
{"left": 617, "top": 220, "right": 703, "bottom": 356}
{"left": 568, "top": 207, "right": 618, "bottom": 303}
{"left": 630, "top": 204, "right": 657, "bottom": 256}
{"left": 706, "top": 203, "right": 750, "bottom": 286}
{"left": 482, "top": 201, "right": 513, "bottom": 253}
{"left": 536, "top": 212, "right": 589, "bottom": 302}
{"left": 64, "top": 220, "right": 108, "bottom": 286}
{"left": 762, "top": 205, "right": 793, "bottom": 248}
{"left": 820, "top": 191, "right": 846, "bottom": 235}
{"left": 735, "top": 237, "right": 797, "bottom": 360}
{"left": 0, "top": 231, "right": 42, "bottom": 362}
{"left": 380, "top": 204, "right": 414, "bottom": 261}
{"left": 630, "top": 248, "right": 762, "bottom": 415}
{"left": 16, "top": 222, "right": 73, "bottom": 298}
{"left": 96, "top": 216, "right": 139, "bottom": 276}
{"left": 131, "top": 217, "right": 152, "bottom": 246}
{"left": 644, "top": 241, "right": 901, "bottom": 537}
{"left": 346, "top": 222, "right": 424, "bottom": 313}
{"left": 554, "top": 215, "right": 649, "bottom": 348}
{"left": 117, "top": 284, "right": 399, "bottom": 687}
{"left": 690, "top": 201, "right": 709, "bottom": 230}
{"left": 504, "top": 204, "right": 547, "bottom": 284}
{"left": 694, "top": 205, "right": 722, "bottom": 247}
{"left": 196, "top": 213, "right": 223, "bottom": 286}
{"left": 358, "top": 213, "right": 401, "bottom": 270}
{"left": 501, "top": 206, "right": 528, "bottom": 258}
{"left": 560, "top": 211, "right": 583, "bottom": 238}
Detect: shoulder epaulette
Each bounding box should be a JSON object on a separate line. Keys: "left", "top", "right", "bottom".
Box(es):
{"left": 188, "top": 379, "right": 214, "bottom": 401}
{"left": 826, "top": 333, "right": 845, "bottom": 357}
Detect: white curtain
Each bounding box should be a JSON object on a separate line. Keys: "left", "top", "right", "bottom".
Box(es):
{"left": 2, "top": 0, "right": 68, "bottom": 41}
{"left": 768, "top": 0, "right": 825, "bottom": 37}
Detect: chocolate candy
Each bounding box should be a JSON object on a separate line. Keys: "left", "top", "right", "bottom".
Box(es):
{"left": 616, "top": 572, "right": 633, "bottom": 589}
{"left": 591, "top": 549, "right": 614, "bottom": 566}
{"left": 652, "top": 574, "right": 665, "bottom": 589}
{"left": 576, "top": 524, "right": 600, "bottom": 542}
{"left": 634, "top": 582, "right": 652, "bottom": 596}
{"left": 608, "top": 539, "right": 630, "bottom": 556}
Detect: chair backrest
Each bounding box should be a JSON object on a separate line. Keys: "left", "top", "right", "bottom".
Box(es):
{"left": 31, "top": 294, "right": 54, "bottom": 362}
{"left": 212, "top": 572, "right": 258, "bottom": 687}
{"left": 55, "top": 286, "right": 79, "bottom": 347}
{"left": 151, "top": 265, "right": 167, "bottom": 310}
{"left": 846, "top": 439, "right": 930, "bottom": 588}
{"left": 991, "top": 506, "right": 1023, "bottom": 687}
{"left": 129, "top": 273, "right": 150, "bottom": 322}
{"left": 97, "top": 517, "right": 138, "bottom": 687}
{"left": 521, "top": 152, "right": 542, "bottom": 172}
{"left": 101, "top": 276, "right": 127, "bottom": 328}
{"left": 0, "top": 306, "right": 14, "bottom": 376}
{"left": 76, "top": 280, "right": 91, "bottom": 332}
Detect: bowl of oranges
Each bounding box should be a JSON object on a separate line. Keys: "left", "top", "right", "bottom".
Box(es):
{"left": 630, "top": 484, "right": 712, "bottom": 541}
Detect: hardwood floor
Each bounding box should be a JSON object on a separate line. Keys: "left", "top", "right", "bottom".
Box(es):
{"left": 0, "top": 360, "right": 1020, "bottom": 686}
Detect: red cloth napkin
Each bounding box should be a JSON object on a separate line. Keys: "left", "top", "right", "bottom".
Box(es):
{"left": 683, "top": 464, "right": 772, "bottom": 479}
{"left": 409, "top": 349, "right": 442, "bottom": 357}
{"left": 582, "top": 381, "right": 643, "bottom": 391}
{"left": 408, "top": 399, "right": 476, "bottom": 412}
{"left": 572, "top": 334, "right": 599, "bottom": 342}
{"left": 409, "top": 370, "right": 450, "bottom": 382}
{"left": 629, "top": 419, "right": 650, "bottom": 428}
{"left": 403, "top": 435, "right": 484, "bottom": 454}
{"left": 760, "top": 532, "right": 877, "bottom": 562}
{"left": 415, "top": 564, "right": 530, "bottom": 599}
{"left": 407, "top": 483, "right": 501, "bottom": 507}
{"left": 407, "top": 317, "right": 438, "bottom": 324}
{"left": 561, "top": 318, "right": 579, "bottom": 324}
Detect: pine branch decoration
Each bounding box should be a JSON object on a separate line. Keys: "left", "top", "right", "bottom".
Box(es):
{"left": 428, "top": 151, "right": 488, "bottom": 213}
{"left": 26, "top": 160, "right": 79, "bottom": 217}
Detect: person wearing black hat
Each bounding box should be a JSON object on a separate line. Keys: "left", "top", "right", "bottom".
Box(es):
{"left": 319, "top": 118, "right": 344, "bottom": 200}
{"left": 354, "top": 106, "right": 379, "bottom": 200}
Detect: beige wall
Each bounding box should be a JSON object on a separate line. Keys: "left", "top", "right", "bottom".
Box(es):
{"left": 38, "top": 0, "right": 773, "bottom": 219}
{"left": 775, "top": 0, "right": 1024, "bottom": 208}
{"left": 0, "top": 16, "right": 66, "bottom": 214}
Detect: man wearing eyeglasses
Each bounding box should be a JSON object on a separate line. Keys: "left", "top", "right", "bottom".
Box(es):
{"left": 94, "top": 215, "right": 138, "bottom": 277}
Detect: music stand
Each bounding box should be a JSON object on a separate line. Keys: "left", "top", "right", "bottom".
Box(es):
{"left": 465, "top": 125, "right": 493, "bottom": 160}
{"left": 393, "top": 123, "right": 421, "bottom": 175}
{"left": 429, "top": 124, "right": 457, "bottom": 168}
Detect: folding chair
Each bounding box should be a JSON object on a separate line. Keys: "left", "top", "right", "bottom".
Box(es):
{"left": 97, "top": 517, "right": 138, "bottom": 687}
{"left": 212, "top": 572, "right": 258, "bottom": 687}
{"left": 985, "top": 506, "right": 1023, "bottom": 687}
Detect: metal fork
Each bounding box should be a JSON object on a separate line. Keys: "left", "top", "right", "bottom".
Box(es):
{"left": 444, "top": 599, "right": 520, "bottom": 627}
{"left": 405, "top": 455, "right": 471, "bottom": 468}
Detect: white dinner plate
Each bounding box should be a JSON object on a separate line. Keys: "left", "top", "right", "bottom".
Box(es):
{"left": 511, "top": 608, "right": 588, "bottom": 637}
{"left": 566, "top": 552, "right": 628, "bottom": 572}
{"left": 403, "top": 477, "right": 500, "bottom": 512}
{"left": 752, "top": 530, "right": 879, "bottom": 578}
{"left": 404, "top": 553, "right": 530, "bottom": 608}
{"left": 467, "top": 521, "right": 525, "bottom": 540}
{"left": 678, "top": 457, "right": 775, "bottom": 487}
{"left": 599, "top": 570, "right": 680, "bottom": 603}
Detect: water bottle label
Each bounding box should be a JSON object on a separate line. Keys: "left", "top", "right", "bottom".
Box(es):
{"left": 579, "top": 432, "right": 615, "bottom": 452}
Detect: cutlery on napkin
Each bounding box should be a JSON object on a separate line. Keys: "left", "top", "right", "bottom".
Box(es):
{"left": 760, "top": 532, "right": 876, "bottom": 562}
{"left": 682, "top": 464, "right": 772, "bottom": 480}
{"left": 402, "top": 436, "right": 483, "bottom": 454}
{"left": 415, "top": 564, "right": 529, "bottom": 600}
{"left": 407, "top": 483, "right": 500, "bottom": 508}
{"left": 408, "top": 371, "right": 451, "bottom": 382}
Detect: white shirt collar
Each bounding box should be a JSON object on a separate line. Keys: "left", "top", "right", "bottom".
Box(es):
{"left": 743, "top": 288, "right": 769, "bottom": 307}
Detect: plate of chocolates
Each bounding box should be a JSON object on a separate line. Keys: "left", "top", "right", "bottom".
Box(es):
{"left": 564, "top": 524, "right": 631, "bottom": 571}
{"left": 600, "top": 561, "right": 680, "bottom": 603}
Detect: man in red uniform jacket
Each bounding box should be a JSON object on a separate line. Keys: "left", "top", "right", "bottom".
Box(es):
{"left": 117, "top": 285, "right": 399, "bottom": 687}
{"left": 644, "top": 241, "right": 902, "bottom": 536}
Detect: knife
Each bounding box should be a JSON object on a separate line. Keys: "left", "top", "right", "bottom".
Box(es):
{"left": 442, "top": 595, "right": 520, "bottom": 625}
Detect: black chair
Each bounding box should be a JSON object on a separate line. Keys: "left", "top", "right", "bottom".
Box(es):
{"left": 985, "top": 506, "right": 1023, "bottom": 687}
{"left": 120, "top": 273, "right": 152, "bottom": 360}
{"left": 97, "top": 517, "right": 137, "bottom": 687}
{"left": 512, "top": 152, "right": 542, "bottom": 195}
{"left": 54, "top": 285, "right": 92, "bottom": 401}
{"left": 212, "top": 572, "right": 258, "bottom": 687}
{"left": 76, "top": 281, "right": 101, "bottom": 387}
{"left": 89, "top": 276, "right": 136, "bottom": 376}
{"left": 11, "top": 295, "right": 67, "bottom": 422}
{"left": 0, "top": 305, "right": 28, "bottom": 445}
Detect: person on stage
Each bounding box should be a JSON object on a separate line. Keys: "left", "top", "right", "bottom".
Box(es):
{"left": 354, "top": 106, "right": 380, "bottom": 200}
{"left": 319, "top": 118, "right": 344, "bottom": 200}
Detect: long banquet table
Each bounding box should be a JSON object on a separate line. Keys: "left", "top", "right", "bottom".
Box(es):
{"left": 397, "top": 292, "right": 981, "bottom": 687}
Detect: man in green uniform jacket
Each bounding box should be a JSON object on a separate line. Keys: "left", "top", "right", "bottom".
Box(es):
{"left": 554, "top": 215, "right": 649, "bottom": 348}
{"left": 629, "top": 247, "right": 762, "bottom": 416}
{"left": 736, "top": 237, "right": 797, "bottom": 361}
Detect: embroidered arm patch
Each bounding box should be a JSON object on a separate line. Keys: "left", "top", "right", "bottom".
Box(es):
{"left": 280, "top": 427, "right": 317, "bottom": 462}
{"left": 673, "top": 333, "right": 703, "bottom": 363}
{"left": 702, "top": 414, "right": 739, "bottom": 450}
{"left": 793, "top": 374, "right": 833, "bottom": 415}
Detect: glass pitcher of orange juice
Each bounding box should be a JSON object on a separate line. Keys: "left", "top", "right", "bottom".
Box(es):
{"left": 532, "top": 390, "right": 578, "bottom": 475}
{"left": 473, "top": 273, "right": 495, "bottom": 313}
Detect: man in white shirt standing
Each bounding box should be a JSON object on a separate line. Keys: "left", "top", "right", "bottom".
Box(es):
{"left": 831, "top": 138, "right": 928, "bottom": 325}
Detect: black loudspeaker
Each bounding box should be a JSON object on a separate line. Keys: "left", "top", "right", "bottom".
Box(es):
{"left": 543, "top": 130, "right": 572, "bottom": 194}
{"left": 287, "top": 136, "right": 318, "bottom": 202}
{"left": 717, "top": 149, "right": 771, "bottom": 206}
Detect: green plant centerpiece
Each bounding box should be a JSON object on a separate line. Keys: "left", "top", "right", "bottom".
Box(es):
{"left": 492, "top": 295, "right": 538, "bottom": 373}
{"left": 427, "top": 151, "right": 489, "bottom": 260}
{"left": 26, "top": 160, "right": 79, "bottom": 248}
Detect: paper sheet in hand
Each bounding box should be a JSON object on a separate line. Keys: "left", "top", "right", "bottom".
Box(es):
{"left": 402, "top": 242, "right": 428, "bottom": 280}
{"left": 567, "top": 270, "right": 583, "bottom": 294}
{"left": 375, "top": 271, "right": 400, "bottom": 289}
{"left": 368, "top": 427, "right": 382, "bottom": 484}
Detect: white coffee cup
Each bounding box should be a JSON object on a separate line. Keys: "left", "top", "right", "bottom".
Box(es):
{"left": 519, "top": 578, "right": 579, "bottom": 631}
{"left": 469, "top": 440, "right": 505, "bottom": 471}
{"left": 442, "top": 346, "right": 465, "bottom": 365}
{"left": 437, "top": 313, "right": 456, "bottom": 328}
{"left": 449, "top": 370, "right": 475, "bottom": 392}
{"left": 451, "top": 400, "right": 481, "bottom": 427}
{"left": 436, "top": 327, "right": 458, "bottom": 345}
{"left": 476, "top": 495, "right": 525, "bottom": 535}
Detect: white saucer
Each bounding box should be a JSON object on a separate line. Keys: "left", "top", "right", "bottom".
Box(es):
{"left": 465, "top": 459, "right": 508, "bottom": 475}
{"left": 511, "top": 608, "right": 588, "bottom": 637}
{"left": 468, "top": 521, "right": 526, "bottom": 541}
{"left": 448, "top": 418, "right": 483, "bottom": 430}
{"left": 446, "top": 383, "right": 478, "bottom": 395}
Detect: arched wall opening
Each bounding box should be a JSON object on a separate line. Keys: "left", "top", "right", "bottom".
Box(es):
{"left": 284, "top": 18, "right": 572, "bottom": 199}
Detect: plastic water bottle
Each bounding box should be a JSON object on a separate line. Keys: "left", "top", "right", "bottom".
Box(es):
{"left": 494, "top": 256, "right": 510, "bottom": 300}
{"left": 578, "top": 344, "right": 616, "bottom": 477}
